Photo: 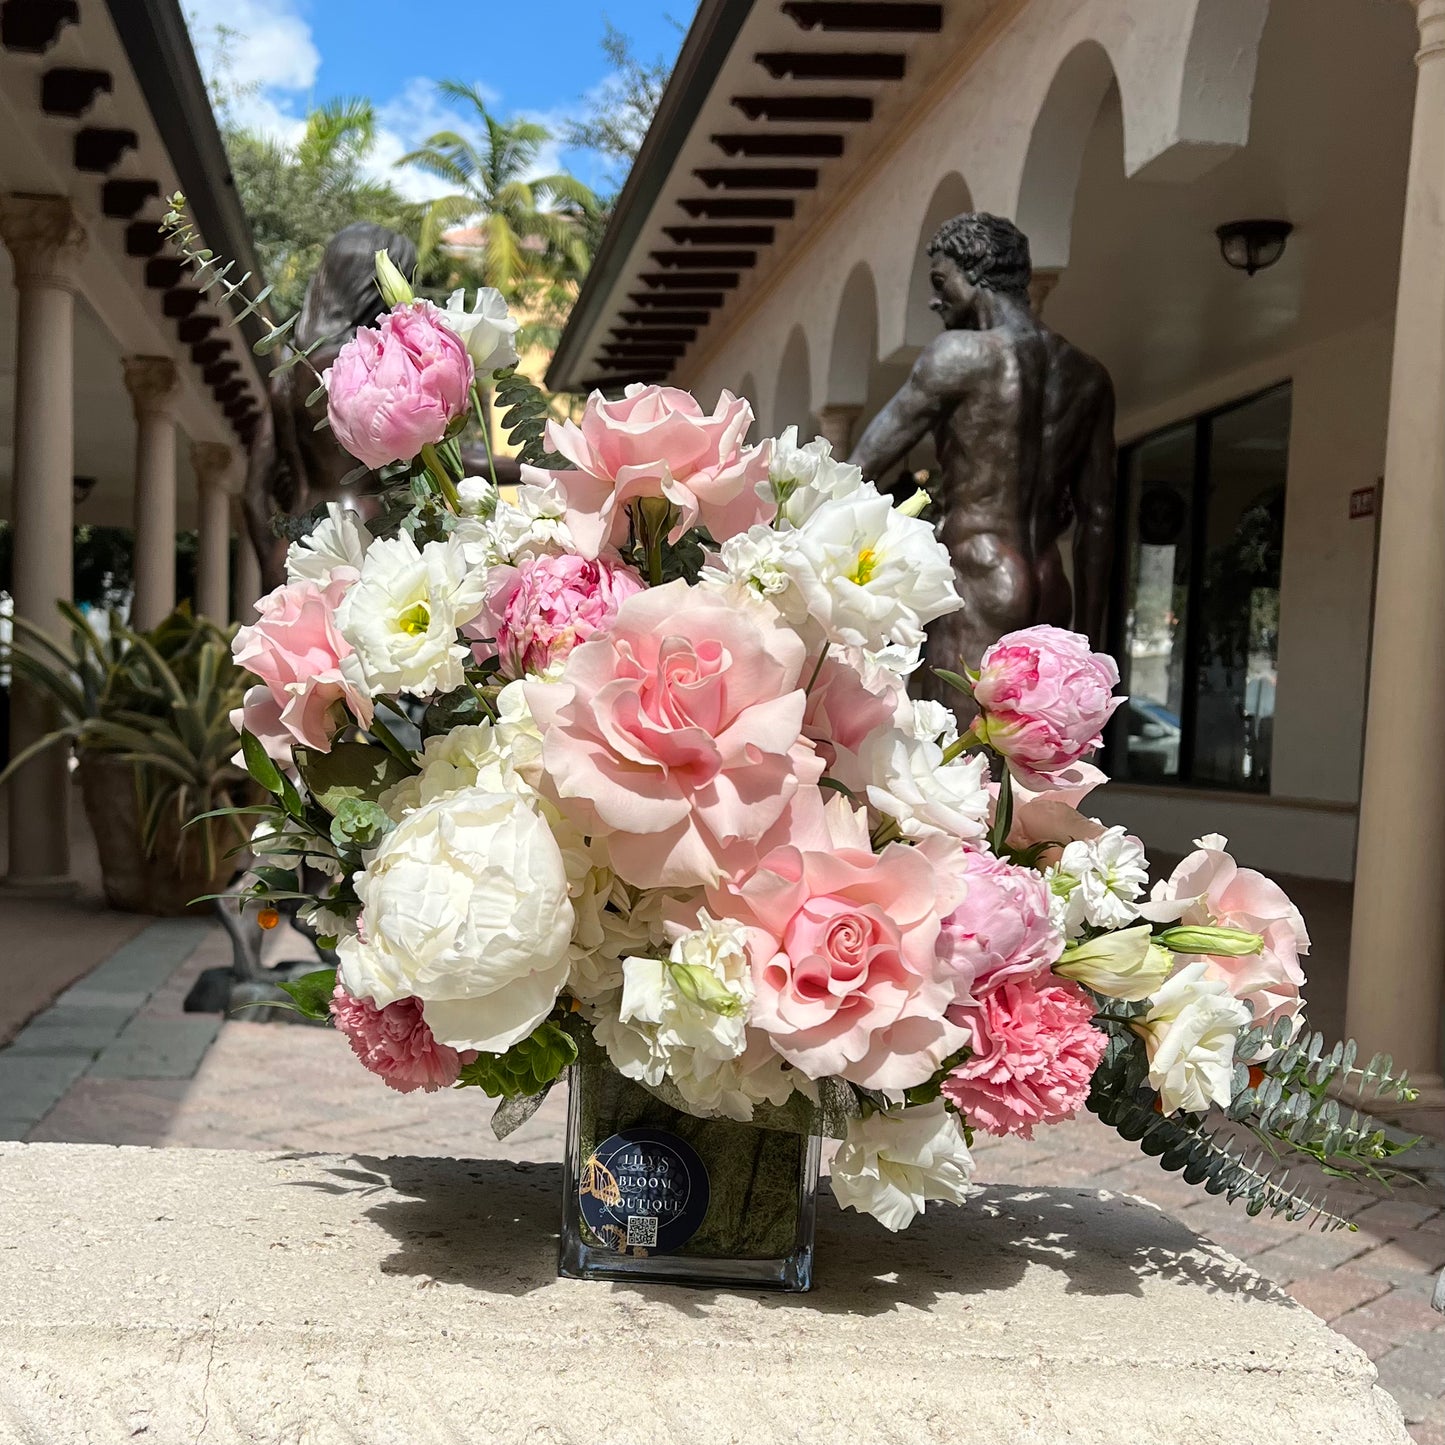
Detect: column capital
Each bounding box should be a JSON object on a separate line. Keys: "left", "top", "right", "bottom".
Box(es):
{"left": 1029, "top": 268, "right": 1063, "bottom": 316}
{"left": 0, "top": 194, "right": 87, "bottom": 290}
{"left": 1414, "top": 0, "right": 1445, "bottom": 61}
{"left": 815, "top": 403, "right": 863, "bottom": 454}
{"left": 190, "top": 440, "right": 240, "bottom": 495}
{"left": 122, "top": 356, "right": 181, "bottom": 421}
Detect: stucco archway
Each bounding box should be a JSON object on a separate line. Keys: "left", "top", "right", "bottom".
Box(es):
{"left": 900, "top": 172, "right": 975, "bottom": 353}
{"left": 825, "top": 262, "right": 880, "bottom": 410}
{"left": 772, "top": 327, "right": 812, "bottom": 436}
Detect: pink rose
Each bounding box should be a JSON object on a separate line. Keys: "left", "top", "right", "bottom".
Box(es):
{"left": 539, "top": 384, "right": 772, "bottom": 553}
{"left": 1004, "top": 762, "right": 1110, "bottom": 867}
{"left": 325, "top": 300, "right": 474, "bottom": 470}
{"left": 971, "top": 625, "right": 1122, "bottom": 785}
{"left": 936, "top": 850, "right": 1063, "bottom": 1003}
{"left": 801, "top": 654, "right": 896, "bottom": 785}
{"left": 1149, "top": 836, "right": 1309, "bottom": 1033}
{"left": 713, "top": 805, "right": 967, "bottom": 1089}
{"left": 231, "top": 577, "right": 372, "bottom": 756}
{"left": 942, "top": 977, "right": 1105, "bottom": 1138}
{"left": 330, "top": 986, "right": 477, "bottom": 1093}
{"left": 481, "top": 553, "right": 645, "bottom": 679}
{"left": 526, "top": 580, "right": 823, "bottom": 888}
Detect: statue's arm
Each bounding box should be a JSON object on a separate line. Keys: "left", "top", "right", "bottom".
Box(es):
{"left": 847, "top": 337, "right": 962, "bottom": 485}
{"left": 1071, "top": 375, "right": 1117, "bottom": 651}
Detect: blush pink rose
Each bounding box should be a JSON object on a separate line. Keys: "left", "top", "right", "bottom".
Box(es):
{"left": 231, "top": 577, "right": 372, "bottom": 756}
{"left": 325, "top": 300, "right": 474, "bottom": 470}
{"left": 942, "top": 977, "right": 1105, "bottom": 1138}
{"left": 1004, "top": 761, "right": 1109, "bottom": 866}
{"left": 936, "top": 849, "right": 1064, "bottom": 1003}
{"left": 526, "top": 579, "right": 823, "bottom": 888}
{"left": 1148, "top": 835, "right": 1309, "bottom": 1033}
{"left": 330, "top": 986, "right": 477, "bottom": 1093}
{"left": 538, "top": 384, "right": 772, "bottom": 553}
{"left": 711, "top": 803, "right": 967, "bottom": 1089}
{"left": 481, "top": 553, "right": 645, "bottom": 678}
{"left": 801, "top": 654, "right": 896, "bottom": 785}
{"left": 971, "top": 625, "right": 1122, "bottom": 786}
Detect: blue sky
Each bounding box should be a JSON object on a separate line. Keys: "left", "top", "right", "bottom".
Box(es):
{"left": 185, "top": 0, "right": 692, "bottom": 195}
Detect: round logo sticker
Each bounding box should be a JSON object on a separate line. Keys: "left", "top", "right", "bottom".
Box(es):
{"left": 578, "top": 1128, "right": 710, "bottom": 1255}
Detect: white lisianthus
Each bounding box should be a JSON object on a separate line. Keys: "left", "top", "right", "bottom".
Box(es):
{"left": 831, "top": 1101, "right": 975, "bottom": 1232}
{"left": 285, "top": 502, "right": 372, "bottom": 589}
{"left": 337, "top": 786, "right": 573, "bottom": 1053}
{"left": 440, "top": 286, "right": 520, "bottom": 373}
{"left": 337, "top": 533, "right": 485, "bottom": 697}
{"left": 1045, "top": 826, "right": 1149, "bottom": 937}
{"left": 456, "top": 475, "right": 498, "bottom": 518}
{"left": 762, "top": 426, "right": 865, "bottom": 527}
{"left": 1053, "top": 923, "right": 1173, "bottom": 1000}
{"left": 1132, "top": 961, "right": 1251, "bottom": 1114}
{"left": 860, "top": 728, "right": 990, "bottom": 844}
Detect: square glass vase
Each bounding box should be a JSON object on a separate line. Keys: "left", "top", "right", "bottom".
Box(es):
{"left": 558, "top": 1040, "right": 821, "bottom": 1292}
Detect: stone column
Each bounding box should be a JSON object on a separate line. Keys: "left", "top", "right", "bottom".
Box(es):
{"left": 0, "top": 195, "right": 86, "bottom": 893}
{"left": 1346, "top": 0, "right": 1445, "bottom": 1092}
{"left": 816, "top": 403, "right": 862, "bottom": 456}
{"left": 232, "top": 502, "right": 262, "bottom": 623}
{"left": 191, "top": 442, "right": 233, "bottom": 624}
{"left": 122, "top": 357, "right": 180, "bottom": 631}
{"left": 1029, "top": 268, "right": 1063, "bottom": 316}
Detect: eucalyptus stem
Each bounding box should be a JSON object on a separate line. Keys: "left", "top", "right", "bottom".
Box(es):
{"left": 804, "top": 648, "right": 828, "bottom": 695}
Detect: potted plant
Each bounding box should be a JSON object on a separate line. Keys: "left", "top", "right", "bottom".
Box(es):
{"left": 1, "top": 603, "right": 253, "bottom": 915}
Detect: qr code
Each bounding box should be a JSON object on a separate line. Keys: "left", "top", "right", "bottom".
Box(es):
{"left": 626, "top": 1215, "right": 658, "bottom": 1247}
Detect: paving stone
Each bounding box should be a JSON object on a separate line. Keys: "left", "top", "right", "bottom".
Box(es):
{"left": 0, "top": 1054, "right": 92, "bottom": 1124}
{"left": 1353, "top": 1199, "right": 1443, "bottom": 1235}
{"left": 1345, "top": 1288, "right": 1445, "bottom": 1337}
{"left": 87, "top": 1015, "right": 223, "bottom": 1080}
{"left": 1357, "top": 1237, "right": 1445, "bottom": 1288}
{"left": 1251, "top": 1231, "right": 1376, "bottom": 1283}
{"left": 1287, "top": 1266, "right": 1393, "bottom": 1321}
{"left": 3, "top": 1006, "right": 132, "bottom": 1059}
{"left": 74, "top": 919, "right": 211, "bottom": 994}
{"left": 1377, "top": 1338, "right": 1445, "bottom": 1404}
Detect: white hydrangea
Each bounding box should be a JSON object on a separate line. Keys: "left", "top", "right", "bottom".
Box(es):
{"left": 762, "top": 426, "right": 866, "bottom": 527}
{"left": 831, "top": 1101, "right": 975, "bottom": 1231}
{"left": 568, "top": 884, "right": 675, "bottom": 1004}
{"left": 1133, "top": 961, "right": 1251, "bottom": 1115}
{"left": 490, "top": 480, "right": 576, "bottom": 561}
{"left": 1045, "top": 826, "right": 1150, "bottom": 937}
{"left": 285, "top": 502, "right": 371, "bottom": 589}
{"left": 336, "top": 533, "right": 485, "bottom": 698}
{"left": 860, "top": 728, "right": 990, "bottom": 844}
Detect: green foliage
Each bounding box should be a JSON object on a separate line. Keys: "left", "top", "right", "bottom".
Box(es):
{"left": 328, "top": 796, "right": 392, "bottom": 852}
{"left": 456, "top": 1021, "right": 579, "bottom": 1098}
{"left": 279, "top": 968, "right": 338, "bottom": 1022}
{"left": 421, "top": 685, "right": 495, "bottom": 738}
{"left": 294, "top": 741, "right": 414, "bottom": 816}
{"left": 493, "top": 366, "right": 566, "bottom": 467}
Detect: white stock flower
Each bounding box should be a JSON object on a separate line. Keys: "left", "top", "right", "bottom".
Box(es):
{"left": 285, "top": 502, "right": 372, "bottom": 589}
{"left": 705, "top": 526, "right": 795, "bottom": 605}
{"left": 337, "top": 533, "right": 485, "bottom": 697}
{"left": 861, "top": 728, "right": 990, "bottom": 843}
{"left": 337, "top": 786, "right": 573, "bottom": 1053}
{"left": 485, "top": 480, "right": 576, "bottom": 562}
{"left": 831, "top": 1101, "right": 975, "bottom": 1232}
{"left": 900, "top": 696, "right": 960, "bottom": 748}
{"left": 1046, "top": 826, "right": 1149, "bottom": 937}
{"left": 440, "top": 286, "right": 520, "bottom": 373}
{"left": 1133, "top": 961, "right": 1250, "bottom": 1114}
{"left": 763, "top": 426, "right": 865, "bottom": 526}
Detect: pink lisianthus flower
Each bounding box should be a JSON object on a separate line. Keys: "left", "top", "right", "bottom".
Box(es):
{"left": 526, "top": 579, "right": 824, "bottom": 888}
{"left": 325, "top": 300, "right": 474, "bottom": 470}
{"left": 480, "top": 552, "right": 644, "bottom": 679}
{"left": 942, "top": 977, "right": 1106, "bottom": 1138}
{"left": 230, "top": 577, "right": 372, "bottom": 757}
{"left": 329, "top": 985, "right": 477, "bottom": 1093}
{"left": 536, "top": 384, "right": 772, "bottom": 554}
{"left": 1145, "top": 834, "right": 1309, "bottom": 1034}
{"left": 936, "top": 849, "right": 1064, "bottom": 1003}
{"left": 971, "top": 625, "right": 1122, "bottom": 786}
{"left": 711, "top": 802, "right": 967, "bottom": 1089}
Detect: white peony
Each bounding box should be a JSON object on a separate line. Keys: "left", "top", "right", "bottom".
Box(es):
{"left": 1046, "top": 826, "right": 1149, "bottom": 937}
{"left": 440, "top": 286, "right": 520, "bottom": 373}
{"left": 860, "top": 728, "right": 990, "bottom": 843}
{"left": 336, "top": 533, "right": 485, "bottom": 697}
{"left": 1133, "top": 961, "right": 1250, "bottom": 1114}
{"left": 285, "top": 502, "right": 372, "bottom": 589}
{"left": 763, "top": 426, "right": 865, "bottom": 527}
{"left": 337, "top": 786, "right": 573, "bottom": 1053}
{"left": 831, "top": 1101, "right": 975, "bottom": 1231}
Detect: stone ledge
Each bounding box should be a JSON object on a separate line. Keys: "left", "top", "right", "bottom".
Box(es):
{"left": 0, "top": 1142, "right": 1410, "bottom": 1445}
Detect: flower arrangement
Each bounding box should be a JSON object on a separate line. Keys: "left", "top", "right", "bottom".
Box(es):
{"left": 180, "top": 222, "right": 1420, "bottom": 1244}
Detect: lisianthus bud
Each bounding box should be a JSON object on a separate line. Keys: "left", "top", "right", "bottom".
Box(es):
{"left": 1157, "top": 925, "right": 1264, "bottom": 957}
{"left": 1054, "top": 923, "right": 1173, "bottom": 1001}
{"left": 374, "top": 249, "right": 415, "bottom": 307}
{"left": 668, "top": 961, "right": 744, "bottom": 1017}
{"left": 895, "top": 488, "right": 931, "bottom": 518}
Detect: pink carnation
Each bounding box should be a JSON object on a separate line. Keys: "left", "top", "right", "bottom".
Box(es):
{"left": 330, "top": 985, "right": 477, "bottom": 1093}
{"left": 942, "top": 978, "right": 1106, "bottom": 1138}
{"left": 937, "top": 850, "right": 1063, "bottom": 1003}
{"left": 537, "top": 384, "right": 772, "bottom": 553}
{"left": 483, "top": 552, "right": 644, "bottom": 678}
{"left": 231, "top": 577, "right": 372, "bottom": 757}
{"left": 325, "top": 301, "right": 474, "bottom": 470}
{"left": 972, "top": 625, "right": 1121, "bottom": 786}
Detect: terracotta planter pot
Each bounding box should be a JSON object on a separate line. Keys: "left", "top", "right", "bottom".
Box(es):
{"left": 76, "top": 754, "right": 243, "bottom": 917}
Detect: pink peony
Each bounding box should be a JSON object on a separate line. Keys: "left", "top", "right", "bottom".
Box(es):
{"left": 936, "top": 849, "right": 1063, "bottom": 1003}
{"left": 330, "top": 985, "right": 477, "bottom": 1093}
{"left": 526, "top": 580, "right": 823, "bottom": 888}
{"left": 711, "top": 804, "right": 967, "bottom": 1089}
{"left": 231, "top": 577, "right": 372, "bottom": 756}
{"left": 483, "top": 552, "right": 644, "bottom": 678}
{"left": 325, "top": 300, "right": 474, "bottom": 470}
{"left": 1148, "top": 835, "right": 1309, "bottom": 1034}
{"left": 971, "top": 625, "right": 1122, "bottom": 785}
{"left": 942, "top": 977, "right": 1106, "bottom": 1138}
{"left": 537, "top": 384, "right": 772, "bottom": 553}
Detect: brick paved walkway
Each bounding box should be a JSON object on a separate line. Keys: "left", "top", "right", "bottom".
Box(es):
{"left": 5, "top": 919, "right": 1444, "bottom": 1437}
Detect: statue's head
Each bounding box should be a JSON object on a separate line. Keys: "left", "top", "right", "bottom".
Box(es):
{"left": 296, "top": 222, "right": 420, "bottom": 351}
{"left": 926, "top": 212, "right": 1031, "bottom": 328}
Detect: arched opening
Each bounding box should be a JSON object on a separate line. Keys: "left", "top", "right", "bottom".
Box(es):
{"left": 903, "top": 172, "right": 974, "bottom": 350}
{"left": 772, "top": 327, "right": 812, "bottom": 436}
{"left": 736, "top": 370, "right": 760, "bottom": 439}
{"left": 826, "top": 262, "right": 879, "bottom": 410}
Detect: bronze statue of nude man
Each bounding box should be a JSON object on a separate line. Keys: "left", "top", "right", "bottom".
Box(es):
{"left": 849, "top": 213, "right": 1116, "bottom": 704}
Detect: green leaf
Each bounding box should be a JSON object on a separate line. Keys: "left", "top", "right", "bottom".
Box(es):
{"left": 934, "top": 668, "right": 975, "bottom": 698}
{"left": 987, "top": 762, "right": 1014, "bottom": 855}
{"left": 456, "top": 1021, "right": 577, "bottom": 1098}
{"left": 296, "top": 741, "right": 412, "bottom": 816}
{"left": 240, "top": 729, "right": 284, "bottom": 795}
{"left": 329, "top": 796, "right": 393, "bottom": 851}
{"left": 279, "top": 968, "right": 338, "bottom": 1021}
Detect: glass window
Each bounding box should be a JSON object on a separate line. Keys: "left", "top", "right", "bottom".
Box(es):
{"left": 1111, "top": 384, "right": 1290, "bottom": 792}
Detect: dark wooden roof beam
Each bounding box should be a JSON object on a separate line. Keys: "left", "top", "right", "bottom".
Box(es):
{"left": 732, "top": 96, "right": 872, "bottom": 123}
{"left": 618, "top": 308, "right": 713, "bottom": 325}
{"left": 74, "top": 127, "right": 137, "bottom": 174}
{"left": 2, "top": 0, "right": 79, "bottom": 53}
{"left": 101, "top": 178, "right": 159, "bottom": 219}
{"left": 662, "top": 224, "right": 775, "bottom": 245}
{"left": 756, "top": 51, "right": 905, "bottom": 81}
{"left": 124, "top": 220, "right": 166, "bottom": 257}
{"left": 638, "top": 271, "right": 739, "bottom": 289}
{"left": 202, "top": 360, "right": 241, "bottom": 386}
{"left": 627, "top": 291, "right": 725, "bottom": 308}
{"left": 678, "top": 197, "right": 795, "bottom": 219}
{"left": 694, "top": 166, "right": 818, "bottom": 191}
{"left": 214, "top": 381, "right": 245, "bottom": 404}
{"left": 650, "top": 250, "right": 756, "bottom": 269}
{"left": 178, "top": 315, "right": 220, "bottom": 344}
{"left": 603, "top": 342, "right": 687, "bottom": 358}
{"left": 608, "top": 327, "right": 697, "bottom": 343}
{"left": 190, "top": 338, "right": 229, "bottom": 365}
{"left": 595, "top": 356, "right": 678, "bottom": 370}
{"left": 162, "top": 287, "right": 202, "bottom": 318}
{"left": 40, "top": 67, "right": 111, "bottom": 117}
{"left": 782, "top": 2, "right": 942, "bottom": 30}
{"left": 710, "top": 133, "right": 843, "bottom": 159}
{"left": 142, "top": 255, "right": 183, "bottom": 289}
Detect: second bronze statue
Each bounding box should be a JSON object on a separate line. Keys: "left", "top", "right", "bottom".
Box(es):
{"left": 849, "top": 213, "right": 1116, "bottom": 708}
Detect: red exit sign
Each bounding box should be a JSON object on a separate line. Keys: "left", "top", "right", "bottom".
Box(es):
{"left": 1350, "top": 484, "right": 1377, "bottom": 520}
